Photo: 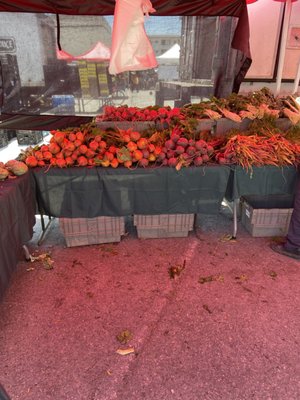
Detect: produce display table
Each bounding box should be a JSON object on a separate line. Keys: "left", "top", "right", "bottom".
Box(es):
{"left": 0, "top": 172, "right": 36, "bottom": 299}
{"left": 30, "top": 164, "right": 298, "bottom": 241}
{"left": 31, "top": 165, "right": 232, "bottom": 218}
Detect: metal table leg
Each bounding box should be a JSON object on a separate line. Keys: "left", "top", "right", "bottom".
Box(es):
{"left": 38, "top": 214, "right": 54, "bottom": 246}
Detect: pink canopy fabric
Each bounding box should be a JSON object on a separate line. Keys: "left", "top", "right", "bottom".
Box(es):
{"left": 108, "top": 0, "right": 158, "bottom": 75}
{"left": 56, "top": 48, "right": 76, "bottom": 61}
{"left": 75, "top": 41, "right": 111, "bottom": 61}
{"left": 56, "top": 42, "right": 111, "bottom": 62}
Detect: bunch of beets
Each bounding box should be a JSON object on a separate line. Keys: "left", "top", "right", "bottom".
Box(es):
{"left": 24, "top": 126, "right": 215, "bottom": 169}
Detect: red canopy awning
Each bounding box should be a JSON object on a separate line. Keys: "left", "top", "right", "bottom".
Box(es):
{"left": 0, "top": 0, "right": 246, "bottom": 16}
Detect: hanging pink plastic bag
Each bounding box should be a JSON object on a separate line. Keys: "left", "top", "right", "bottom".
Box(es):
{"left": 109, "top": 0, "right": 158, "bottom": 75}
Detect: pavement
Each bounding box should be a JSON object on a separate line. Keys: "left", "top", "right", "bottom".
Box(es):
{"left": 0, "top": 210, "right": 300, "bottom": 400}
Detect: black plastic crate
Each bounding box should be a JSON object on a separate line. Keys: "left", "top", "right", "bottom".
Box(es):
{"left": 0, "top": 131, "right": 8, "bottom": 149}
{"left": 16, "top": 130, "right": 43, "bottom": 145}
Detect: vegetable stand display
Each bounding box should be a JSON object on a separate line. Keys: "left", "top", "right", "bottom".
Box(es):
{"left": 0, "top": 172, "right": 36, "bottom": 299}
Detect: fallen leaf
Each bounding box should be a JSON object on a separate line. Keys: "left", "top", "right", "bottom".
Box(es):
{"left": 199, "top": 274, "right": 224, "bottom": 284}
{"left": 219, "top": 234, "right": 237, "bottom": 242}
{"left": 116, "top": 347, "right": 135, "bottom": 356}
{"left": 116, "top": 329, "right": 133, "bottom": 344}
{"left": 198, "top": 275, "right": 214, "bottom": 284}
{"left": 30, "top": 253, "right": 54, "bottom": 270}
{"left": 203, "top": 304, "right": 212, "bottom": 314}
{"left": 168, "top": 260, "right": 186, "bottom": 279}
{"left": 269, "top": 271, "right": 277, "bottom": 279}
{"left": 235, "top": 274, "right": 248, "bottom": 282}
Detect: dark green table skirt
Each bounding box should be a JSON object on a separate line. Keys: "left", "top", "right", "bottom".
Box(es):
{"left": 31, "top": 165, "right": 232, "bottom": 218}
{"left": 225, "top": 165, "right": 298, "bottom": 201}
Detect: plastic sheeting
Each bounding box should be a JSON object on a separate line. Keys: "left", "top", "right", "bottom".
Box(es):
{"left": 109, "top": 0, "right": 157, "bottom": 74}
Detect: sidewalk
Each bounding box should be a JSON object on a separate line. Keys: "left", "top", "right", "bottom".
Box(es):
{"left": 0, "top": 212, "right": 299, "bottom": 400}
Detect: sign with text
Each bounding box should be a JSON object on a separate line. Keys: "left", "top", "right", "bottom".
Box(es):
{"left": 0, "top": 37, "right": 16, "bottom": 53}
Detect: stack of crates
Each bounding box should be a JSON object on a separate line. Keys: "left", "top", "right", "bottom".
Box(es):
{"left": 133, "top": 214, "right": 195, "bottom": 239}
{"left": 60, "top": 216, "right": 125, "bottom": 247}
{"left": 16, "top": 130, "right": 43, "bottom": 145}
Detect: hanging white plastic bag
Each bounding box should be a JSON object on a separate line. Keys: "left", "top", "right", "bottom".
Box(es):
{"left": 109, "top": 0, "right": 158, "bottom": 75}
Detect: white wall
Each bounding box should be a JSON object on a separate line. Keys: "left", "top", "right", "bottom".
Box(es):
{"left": 0, "top": 13, "right": 46, "bottom": 86}
{"left": 246, "top": 0, "right": 300, "bottom": 80}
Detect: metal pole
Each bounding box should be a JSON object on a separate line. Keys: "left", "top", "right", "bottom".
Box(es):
{"left": 293, "top": 57, "right": 300, "bottom": 94}
{"left": 275, "top": 0, "right": 293, "bottom": 96}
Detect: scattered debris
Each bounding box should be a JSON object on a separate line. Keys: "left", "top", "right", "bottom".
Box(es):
{"left": 116, "top": 347, "right": 135, "bottom": 356}
{"left": 168, "top": 260, "right": 186, "bottom": 279}
{"left": 203, "top": 304, "right": 213, "bottom": 314}
{"left": 235, "top": 274, "right": 248, "bottom": 282}
{"left": 99, "top": 244, "right": 118, "bottom": 256}
{"left": 116, "top": 329, "right": 133, "bottom": 344}
{"left": 269, "top": 271, "right": 278, "bottom": 279}
{"left": 26, "top": 267, "right": 35, "bottom": 272}
{"left": 198, "top": 274, "right": 224, "bottom": 284}
{"left": 29, "top": 253, "right": 54, "bottom": 270}
{"left": 72, "top": 259, "right": 83, "bottom": 268}
{"left": 219, "top": 234, "right": 237, "bottom": 242}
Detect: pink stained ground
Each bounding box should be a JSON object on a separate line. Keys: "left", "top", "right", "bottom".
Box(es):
{"left": 0, "top": 214, "right": 300, "bottom": 400}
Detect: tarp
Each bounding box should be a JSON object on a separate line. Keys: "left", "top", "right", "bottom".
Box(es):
{"left": 0, "top": 1, "right": 246, "bottom": 17}
{"left": 0, "top": 0, "right": 251, "bottom": 130}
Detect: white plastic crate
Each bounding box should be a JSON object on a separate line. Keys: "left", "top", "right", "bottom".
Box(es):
{"left": 60, "top": 216, "right": 125, "bottom": 247}
{"left": 241, "top": 197, "right": 293, "bottom": 237}
{"left": 133, "top": 214, "right": 194, "bottom": 239}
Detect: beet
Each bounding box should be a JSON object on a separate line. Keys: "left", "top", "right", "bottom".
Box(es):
{"left": 110, "top": 158, "right": 119, "bottom": 168}
{"left": 43, "top": 151, "right": 52, "bottom": 161}
{"left": 56, "top": 158, "right": 67, "bottom": 168}
{"left": 193, "top": 156, "right": 203, "bottom": 166}
{"left": 79, "top": 144, "right": 88, "bottom": 155}
{"left": 186, "top": 146, "right": 196, "bottom": 156}
{"left": 139, "top": 158, "right": 149, "bottom": 167}
{"left": 202, "top": 154, "right": 210, "bottom": 163}
{"left": 165, "top": 139, "right": 176, "bottom": 150}
{"left": 157, "top": 151, "right": 166, "bottom": 161}
{"left": 25, "top": 156, "right": 38, "bottom": 168}
{"left": 175, "top": 145, "right": 185, "bottom": 155}
{"left": 137, "top": 138, "right": 148, "bottom": 150}
{"left": 89, "top": 140, "right": 98, "bottom": 151}
{"left": 76, "top": 132, "right": 85, "bottom": 142}
{"left": 49, "top": 142, "right": 61, "bottom": 155}
{"left": 0, "top": 167, "right": 9, "bottom": 180}
{"left": 34, "top": 151, "right": 44, "bottom": 161}
{"left": 130, "top": 131, "right": 141, "bottom": 142}
{"left": 195, "top": 140, "right": 207, "bottom": 151}
{"left": 168, "top": 157, "right": 178, "bottom": 167}
{"left": 177, "top": 137, "right": 189, "bottom": 148}
{"left": 53, "top": 131, "right": 65, "bottom": 144}
{"left": 77, "top": 156, "right": 88, "bottom": 166}
{"left": 68, "top": 132, "right": 77, "bottom": 142}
